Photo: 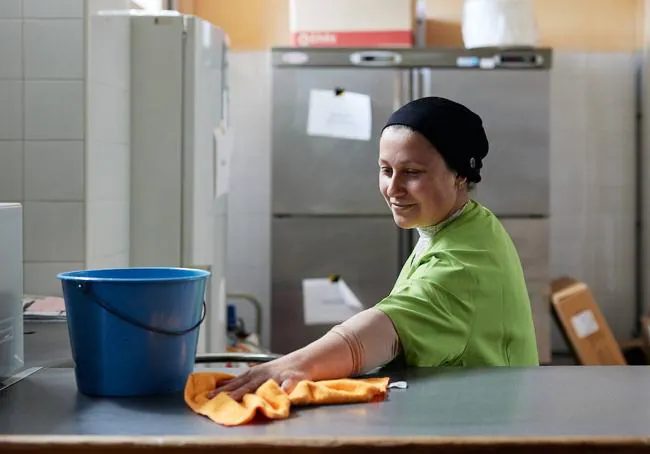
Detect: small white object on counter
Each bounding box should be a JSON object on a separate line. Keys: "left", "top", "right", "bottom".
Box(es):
{"left": 388, "top": 381, "right": 408, "bottom": 389}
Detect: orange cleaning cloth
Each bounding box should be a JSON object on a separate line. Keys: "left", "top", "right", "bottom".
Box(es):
{"left": 184, "top": 372, "right": 390, "bottom": 427}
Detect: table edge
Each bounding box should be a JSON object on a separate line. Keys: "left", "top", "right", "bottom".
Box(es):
{"left": 2, "top": 435, "right": 650, "bottom": 446}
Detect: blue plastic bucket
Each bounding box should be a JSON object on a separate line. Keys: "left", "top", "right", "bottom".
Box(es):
{"left": 57, "top": 267, "right": 210, "bottom": 397}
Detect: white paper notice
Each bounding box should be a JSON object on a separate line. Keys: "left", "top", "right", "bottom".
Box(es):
{"left": 302, "top": 278, "right": 364, "bottom": 325}
{"left": 306, "top": 89, "right": 372, "bottom": 141}
{"left": 570, "top": 309, "right": 599, "bottom": 339}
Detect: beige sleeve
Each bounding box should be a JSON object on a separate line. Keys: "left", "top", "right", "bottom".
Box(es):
{"left": 329, "top": 307, "right": 401, "bottom": 375}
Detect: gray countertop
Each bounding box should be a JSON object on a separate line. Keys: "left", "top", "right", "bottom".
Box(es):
{"left": 1, "top": 365, "right": 650, "bottom": 438}
{"left": 22, "top": 321, "right": 72, "bottom": 369}
{"left": 6, "top": 318, "right": 650, "bottom": 453}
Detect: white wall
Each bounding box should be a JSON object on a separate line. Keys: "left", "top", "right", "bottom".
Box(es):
{"left": 550, "top": 52, "right": 638, "bottom": 350}
{"left": 0, "top": 0, "right": 85, "bottom": 296}
{"left": 85, "top": 2, "right": 131, "bottom": 270}
{"left": 226, "top": 52, "right": 272, "bottom": 347}
{"left": 0, "top": 0, "right": 132, "bottom": 295}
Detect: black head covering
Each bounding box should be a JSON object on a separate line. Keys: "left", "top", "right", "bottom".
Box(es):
{"left": 382, "top": 96, "right": 489, "bottom": 183}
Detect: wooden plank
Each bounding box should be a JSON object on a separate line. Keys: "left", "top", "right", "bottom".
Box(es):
{"left": 550, "top": 277, "right": 628, "bottom": 366}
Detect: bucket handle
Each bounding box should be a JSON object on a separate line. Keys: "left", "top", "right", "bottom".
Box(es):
{"left": 77, "top": 282, "right": 207, "bottom": 336}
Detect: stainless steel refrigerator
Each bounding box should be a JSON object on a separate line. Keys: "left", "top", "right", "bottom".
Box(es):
{"left": 270, "top": 47, "right": 552, "bottom": 363}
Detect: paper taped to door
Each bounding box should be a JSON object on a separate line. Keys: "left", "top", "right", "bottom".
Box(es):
{"left": 306, "top": 89, "right": 372, "bottom": 141}
{"left": 302, "top": 277, "right": 364, "bottom": 325}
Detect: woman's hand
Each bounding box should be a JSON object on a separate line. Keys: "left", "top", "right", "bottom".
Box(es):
{"left": 207, "top": 309, "right": 399, "bottom": 401}
{"left": 208, "top": 359, "right": 309, "bottom": 401}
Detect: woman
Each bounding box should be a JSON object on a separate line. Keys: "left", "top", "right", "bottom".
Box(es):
{"left": 210, "top": 96, "right": 539, "bottom": 401}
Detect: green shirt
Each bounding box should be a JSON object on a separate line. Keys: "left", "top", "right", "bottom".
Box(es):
{"left": 375, "top": 199, "right": 539, "bottom": 367}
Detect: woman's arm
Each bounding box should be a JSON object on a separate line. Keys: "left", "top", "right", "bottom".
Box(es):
{"left": 209, "top": 308, "right": 400, "bottom": 400}
{"left": 295, "top": 307, "right": 401, "bottom": 380}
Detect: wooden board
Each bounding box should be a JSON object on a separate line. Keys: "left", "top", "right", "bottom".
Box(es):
{"left": 550, "top": 276, "right": 627, "bottom": 365}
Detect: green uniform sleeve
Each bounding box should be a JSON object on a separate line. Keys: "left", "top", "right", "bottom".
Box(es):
{"left": 375, "top": 257, "right": 477, "bottom": 367}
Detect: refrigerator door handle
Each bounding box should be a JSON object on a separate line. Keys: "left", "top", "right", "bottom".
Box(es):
{"left": 350, "top": 51, "right": 403, "bottom": 67}
{"left": 212, "top": 129, "right": 218, "bottom": 197}
{"left": 419, "top": 68, "right": 432, "bottom": 98}
{"left": 396, "top": 70, "right": 411, "bottom": 111}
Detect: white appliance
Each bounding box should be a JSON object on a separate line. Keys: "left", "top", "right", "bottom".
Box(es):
{"left": 0, "top": 204, "right": 23, "bottom": 379}
{"left": 113, "top": 11, "right": 231, "bottom": 355}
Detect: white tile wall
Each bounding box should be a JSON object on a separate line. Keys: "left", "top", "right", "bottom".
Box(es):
{"left": 0, "top": 19, "right": 22, "bottom": 79}
{"left": 84, "top": 10, "right": 130, "bottom": 271}
{"left": 0, "top": 141, "right": 23, "bottom": 202}
{"left": 88, "top": 19, "right": 129, "bottom": 89}
{"left": 24, "top": 141, "right": 84, "bottom": 201}
{"left": 23, "top": 0, "right": 83, "bottom": 18}
{"left": 86, "top": 142, "right": 129, "bottom": 202}
{"left": 23, "top": 261, "right": 84, "bottom": 296}
{"left": 23, "top": 201, "right": 84, "bottom": 262}
{"left": 550, "top": 51, "right": 638, "bottom": 350}
{"left": 24, "top": 81, "right": 84, "bottom": 140}
{"left": 0, "top": 0, "right": 22, "bottom": 18}
{"left": 24, "top": 19, "right": 84, "bottom": 79}
{"left": 86, "top": 201, "right": 129, "bottom": 262}
{"left": 227, "top": 52, "right": 272, "bottom": 347}
{"left": 16, "top": 3, "right": 87, "bottom": 294}
{"left": 87, "top": 83, "right": 130, "bottom": 144}
{"left": 0, "top": 0, "right": 133, "bottom": 295}
{"left": 0, "top": 81, "right": 23, "bottom": 140}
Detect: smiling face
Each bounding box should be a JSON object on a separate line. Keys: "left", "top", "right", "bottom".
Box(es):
{"left": 379, "top": 126, "right": 468, "bottom": 229}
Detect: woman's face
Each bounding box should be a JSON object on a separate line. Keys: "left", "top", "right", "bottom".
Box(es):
{"left": 379, "top": 126, "right": 466, "bottom": 229}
